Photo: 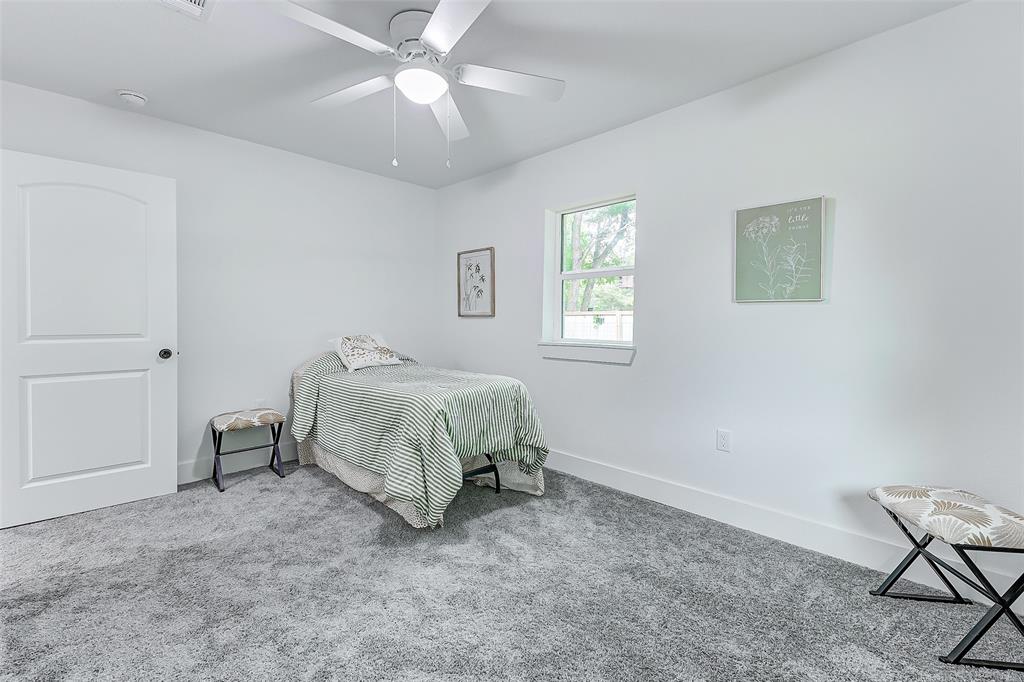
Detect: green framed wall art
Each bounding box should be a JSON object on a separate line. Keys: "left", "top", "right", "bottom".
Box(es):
{"left": 735, "top": 197, "right": 824, "bottom": 302}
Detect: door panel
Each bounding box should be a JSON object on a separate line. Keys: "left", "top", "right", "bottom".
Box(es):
{"left": 23, "top": 370, "right": 149, "bottom": 482}
{"left": 24, "top": 184, "right": 148, "bottom": 339}
{"left": 1, "top": 150, "right": 177, "bottom": 528}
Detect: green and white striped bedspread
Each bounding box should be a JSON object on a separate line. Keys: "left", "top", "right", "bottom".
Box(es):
{"left": 291, "top": 353, "right": 548, "bottom": 526}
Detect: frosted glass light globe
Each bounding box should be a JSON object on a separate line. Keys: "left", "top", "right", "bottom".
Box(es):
{"left": 394, "top": 65, "right": 448, "bottom": 105}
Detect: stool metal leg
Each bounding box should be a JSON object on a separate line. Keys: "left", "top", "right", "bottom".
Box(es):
{"left": 268, "top": 423, "right": 285, "bottom": 478}
{"left": 938, "top": 548, "right": 1024, "bottom": 671}
{"left": 870, "top": 510, "right": 971, "bottom": 604}
{"left": 211, "top": 428, "right": 225, "bottom": 492}
{"left": 210, "top": 425, "right": 217, "bottom": 482}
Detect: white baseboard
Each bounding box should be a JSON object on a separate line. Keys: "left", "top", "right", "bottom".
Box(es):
{"left": 177, "top": 440, "right": 298, "bottom": 484}
{"left": 545, "top": 449, "right": 1017, "bottom": 608}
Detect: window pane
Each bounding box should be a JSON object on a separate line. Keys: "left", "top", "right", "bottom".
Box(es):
{"left": 562, "top": 277, "right": 634, "bottom": 343}
{"left": 561, "top": 199, "right": 636, "bottom": 272}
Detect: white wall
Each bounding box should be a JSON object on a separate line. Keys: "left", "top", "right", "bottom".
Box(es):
{"left": 434, "top": 2, "right": 1023, "bottom": 586}
{"left": 1, "top": 81, "right": 439, "bottom": 482}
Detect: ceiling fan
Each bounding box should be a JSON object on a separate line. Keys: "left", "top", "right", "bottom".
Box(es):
{"left": 272, "top": 0, "right": 565, "bottom": 161}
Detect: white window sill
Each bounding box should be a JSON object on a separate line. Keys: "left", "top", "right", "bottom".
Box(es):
{"left": 537, "top": 341, "right": 636, "bottom": 365}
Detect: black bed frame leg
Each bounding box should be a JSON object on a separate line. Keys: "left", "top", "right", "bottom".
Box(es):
{"left": 487, "top": 454, "right": 500, "bottom": 494}
{"left": 462, "top": 454, "right": 501, "bottom": 494}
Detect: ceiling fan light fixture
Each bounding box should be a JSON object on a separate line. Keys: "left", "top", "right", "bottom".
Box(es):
{"left": 394, "top": 62, "right": 448, "bottom": 105}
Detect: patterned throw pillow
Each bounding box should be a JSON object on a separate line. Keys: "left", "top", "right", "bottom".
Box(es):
{"left": 331, "top": 334, "right": 402, "bottom": 372}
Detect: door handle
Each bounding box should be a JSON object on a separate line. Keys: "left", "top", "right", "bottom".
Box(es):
{"left": 158, "top": 348, "right": 174, "bottom": 360}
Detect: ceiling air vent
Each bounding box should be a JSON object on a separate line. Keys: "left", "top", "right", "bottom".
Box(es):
{"left": 159, "top": 0, "right": 215, "bottom": 22}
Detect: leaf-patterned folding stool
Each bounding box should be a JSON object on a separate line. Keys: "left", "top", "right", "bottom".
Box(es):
{"left": 209, "top": 408, "right": 287, "bottom": 492}
{"left": 869, "top": 484, "right": 1024, "bottom": 672}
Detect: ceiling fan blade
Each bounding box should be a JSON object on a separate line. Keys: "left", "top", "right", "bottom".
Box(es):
{"left": 312, "top": 75, "right": 393, "bottom": 107}
{"left": 430, "top": 93, "right": 470, "bottom": 141}
{"left": 272, "top": 1, "right": 394, "bottom": 57}
{"left": 420, "top": 0, "right": 490, "bottom": 56}
{"left": 454, "top": 64, "right": 565, "bottom": 101}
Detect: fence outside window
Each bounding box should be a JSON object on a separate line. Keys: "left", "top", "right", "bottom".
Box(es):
{"left": 562, "top": 310, "right": 634, "bottom": 343}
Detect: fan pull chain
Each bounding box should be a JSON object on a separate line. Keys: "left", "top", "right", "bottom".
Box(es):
{"left": 446, "top": 93, "right": 451, "bottom": 169}
{"left": 391, "top": 83, "right": 399, "bottom": 168}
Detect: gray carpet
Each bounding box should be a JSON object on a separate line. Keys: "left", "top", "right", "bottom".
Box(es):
{"left": 1, "top": 465, "right": 1020, "bottom": 681}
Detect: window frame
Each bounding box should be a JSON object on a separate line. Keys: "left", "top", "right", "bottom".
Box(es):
{"left": 539, "top": 194, "right": 637, "bottom": 365}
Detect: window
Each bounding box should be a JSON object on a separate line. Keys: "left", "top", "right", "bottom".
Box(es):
{"left": 557, "top": 197, "right": 636, "bottom": 344}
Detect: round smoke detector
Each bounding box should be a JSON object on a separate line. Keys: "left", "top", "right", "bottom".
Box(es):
{"left": 117, "top": 90, "right": 148, "bottom": 107}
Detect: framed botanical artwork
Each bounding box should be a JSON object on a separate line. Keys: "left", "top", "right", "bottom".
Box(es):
{"left": 457, "top": 247, "right": 495, "bottom": 317}
{"left": 735, "top": 197, "right": 825, "bottom": 302}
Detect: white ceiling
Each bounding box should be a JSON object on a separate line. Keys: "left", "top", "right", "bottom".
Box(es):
{"left": 1, "top": 0, "right": 957, "bottom": 188}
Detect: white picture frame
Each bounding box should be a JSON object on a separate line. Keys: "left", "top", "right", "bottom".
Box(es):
{"left": 734, "top": 197, "right": 825, "bottom": 302}
{"left": 457, "top": 247, "right": 495, "bottom": 317}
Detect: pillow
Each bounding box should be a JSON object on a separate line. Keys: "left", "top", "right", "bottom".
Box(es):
{"left": 329, "top": 334, "right": 403, "bottom": 372}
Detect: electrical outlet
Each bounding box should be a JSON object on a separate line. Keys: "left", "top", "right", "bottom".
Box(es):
{"left": 716, "top": 428, "right": 731, "bottom": 453}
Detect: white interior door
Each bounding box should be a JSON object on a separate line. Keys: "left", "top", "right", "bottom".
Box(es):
{"left": 1, "top": 150, "right": 177, "bottom": 528}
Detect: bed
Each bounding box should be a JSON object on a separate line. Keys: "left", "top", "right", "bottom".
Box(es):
{"left": 290, "top": 352, "right": 548, "bottom": 527}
